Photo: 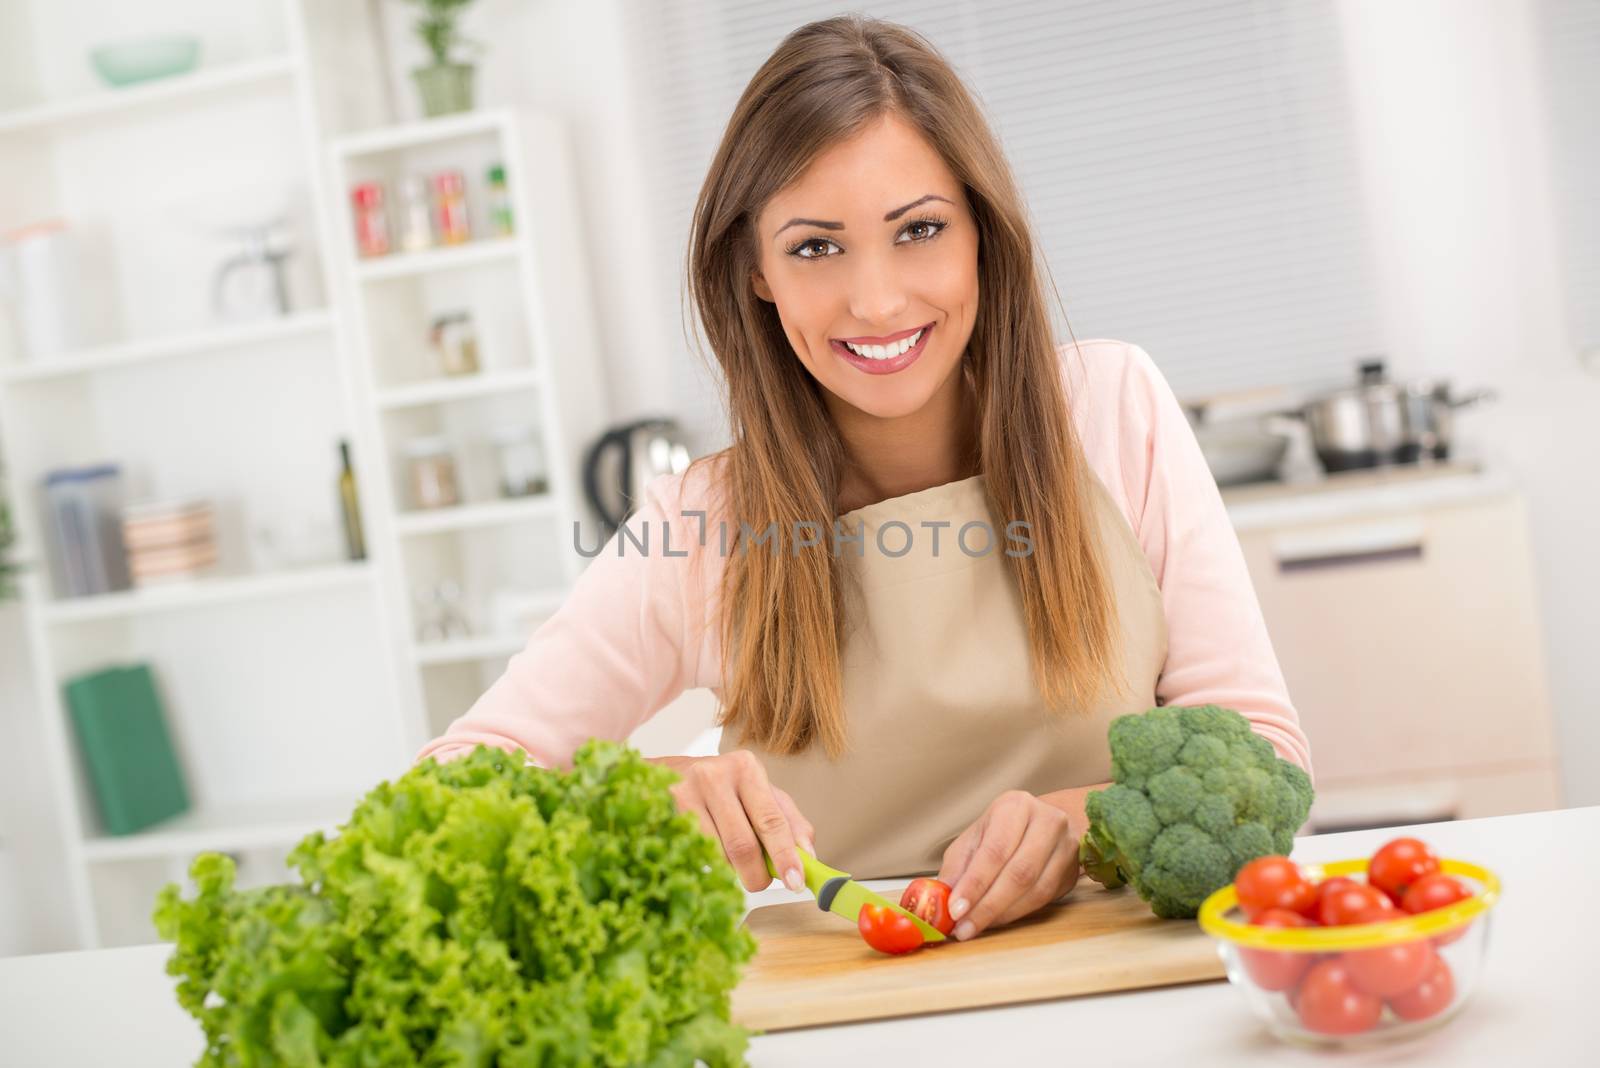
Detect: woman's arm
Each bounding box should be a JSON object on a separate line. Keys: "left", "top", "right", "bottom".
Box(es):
{"left": 1036, "top": 781, "right": 1109, "bottom": 834}
{"left": 1120, "top": 342, "right": 1314, "bottom": 778}
{"left": 412, "top": 472, "right": 707, "bottom": 771}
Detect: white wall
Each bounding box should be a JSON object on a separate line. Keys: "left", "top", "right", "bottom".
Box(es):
{"left": 1336, "top": 0, "right": 1600, "bottom": 806}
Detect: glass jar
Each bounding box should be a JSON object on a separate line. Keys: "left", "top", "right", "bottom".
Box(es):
{"left": 429, "top": 312, "right": 480, "bottom": 376}
{"left": 399, "top": 174, "right": 434, "bottom": 252}
{"left": 492, "top": 425, "right": 549, "bottom": 498}
{"left": 404, "top": 436, "right": 460, "bottom": 510}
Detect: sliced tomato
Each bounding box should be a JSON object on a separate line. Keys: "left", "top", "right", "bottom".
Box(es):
{"left": 1295, "top": 958, "right": 1384, "bottom": 1035}
{"left": 1318, "top": 880, "right": 1396, "bottom": 926}
{"left": 1387, "top": 953, "right": 1456, "bottom": 1021}
{"left": 1239, "top": 907, "right": 1316, "bottom": 992}
{"left": 1236, "top": 856, "right": 1318, "bottom": 919}
{"left": 1401, "top": 872, "right": 1474, "bottom": 947}
{"left": 1341, "top": 907, "right": 1436, "bottom": 996}
{"left": 900, "top": 878, "right": 956, "bottom": 936}
{"left": 1368, "top": 838, "right": 1441, "bottom": 904}
{"left": 858, "top": 903, "right": 925, "bottom": 955}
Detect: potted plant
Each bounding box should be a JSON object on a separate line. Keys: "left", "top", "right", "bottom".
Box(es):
{"left": 401, "top": 0, "right": 483, "bottom": 117}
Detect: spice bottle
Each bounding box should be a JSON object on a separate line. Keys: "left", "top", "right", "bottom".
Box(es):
{"left": 433, "top": 170, "right": 471, "bottom": 245}
{"left": 486, "top": 164, "right": 514, "bottom": 237}
{"left": 350, "top": 182, "right": 390, "bottom": 257}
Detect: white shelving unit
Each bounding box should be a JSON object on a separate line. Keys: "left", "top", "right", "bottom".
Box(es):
{"left": 0, "top": 0, "right": 610, "bottom": 953}
{"left": 0, "top": 54, "right": 299, "bottom": 136}
{"left": 0, "top": 310, "right": 335, "bottom": 384}
{"left": 326, "top": 106, "right": 610, "bottom": 763}
{"left": 39, "top": 562, "right": 372, "bottom": 624}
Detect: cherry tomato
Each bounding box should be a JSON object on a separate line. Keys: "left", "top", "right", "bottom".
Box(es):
{"left": 1387, "top": 953, "right": 1456, "bottom": 1021}
{"left": 858, "top": 903, "right": 924, "bottom": 955}
{"left": 1402, "top": 872, "right": 1474, "bottom": 947}
{"left": 1318, "top": 880, "right": 1396, "bottom": 927}
{"left": 1341, "top": 907, "right": 1437, "bottom": 996}
{"left": 1240, "top": 907, "right": 1316, "bottom": 992}
{"left": 1295, "top": 958, "right": 1384, "bottom": 1035}
{"left": 1236, "top": 856, "right": 1318, "bottom": 919}
{"left": 1313, "top": 876, "right": 1355, "bottom": 909}
{"left": 1368, "top": 838, "right": 1441, "bottom": 904}
{"left": 900, "top": 878, "right": 956, "bottom": 936}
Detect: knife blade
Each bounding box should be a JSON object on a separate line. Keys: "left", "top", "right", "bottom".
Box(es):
{"left": 763, "top": 846, "right": 947, "bottom": 942}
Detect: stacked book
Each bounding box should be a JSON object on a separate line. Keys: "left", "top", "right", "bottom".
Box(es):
{"left": 121, "top": 498, "right": 217, "bottom": 585}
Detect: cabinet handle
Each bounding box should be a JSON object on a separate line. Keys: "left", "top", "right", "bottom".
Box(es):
{"left": 1272, "top": 518, "right": 1426, "bottom": 574}
{"left": 1277, "top": 543, "right": 1423, "bottom": 574}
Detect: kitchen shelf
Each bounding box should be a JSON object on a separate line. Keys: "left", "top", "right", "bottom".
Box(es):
{"left": 79, "top": 793, "right": 358, "bottom": 863}
{"left": 43, "top": 562, "right": 372, "bottom": 624}
{"left": 331, "top": 109, "right": 507, "bottom": 158}
{"left": 354, "top": 237, "right": 519, "bottom": 282}
{"left": 375, "top": 367, "right": 543, "bottom": 410}
{"left": 0, "top": 54, "right": 299, "bottom": 137}
{"left": 393, "top": 496, "right": 559, "bottom": 537}
{"left": 411, "top": 632, "right": 535, "bottom": 666}
{"left": 0, "top": 311, "right": 336, "bottom": 384}
{"left": 0, "top": 2, "right": 628, "bottom": 955}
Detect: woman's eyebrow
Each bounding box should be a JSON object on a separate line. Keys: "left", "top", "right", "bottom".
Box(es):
{"left": 774, "top": 193, "right": 954, "bottom": 237}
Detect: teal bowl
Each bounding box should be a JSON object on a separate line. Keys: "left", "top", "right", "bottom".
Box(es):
{"left": 89, "top": 36, "right": 201, "bottom": 88}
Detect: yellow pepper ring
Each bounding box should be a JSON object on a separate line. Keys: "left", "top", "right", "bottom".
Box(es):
{"left": 1198, "top": 858, "right": 1500, "bottom": 952}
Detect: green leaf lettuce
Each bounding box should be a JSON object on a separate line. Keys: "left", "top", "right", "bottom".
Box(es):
{"left": 153, "top": 740, "right": 758, "bottom": 1066}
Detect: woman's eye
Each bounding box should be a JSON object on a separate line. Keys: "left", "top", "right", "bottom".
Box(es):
{"left": 790, "top": 238, "right": 836, "bottom": 259}
{"left": 898, "top": 219, "right": 947, "bottom": 243}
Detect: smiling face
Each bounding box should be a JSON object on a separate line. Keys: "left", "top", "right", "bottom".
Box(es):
{"left": 750, "top": 112, "right": 979, "bottom": 422}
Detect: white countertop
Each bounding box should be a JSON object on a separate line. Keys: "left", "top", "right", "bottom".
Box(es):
{"left": 2, "top": 807, "right": 1592, "bottom": 1066}
{"left": 1220, "top": 462, "right": 1514, "bottom": 532}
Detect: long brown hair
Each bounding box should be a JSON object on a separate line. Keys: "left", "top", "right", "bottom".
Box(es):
{"left": 686, "top": 15, "right": 1118, "bottom": 759}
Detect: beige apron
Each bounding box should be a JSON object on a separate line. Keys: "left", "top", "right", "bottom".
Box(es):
{"left": 719, "top": 472, "right": 1169, "bottom": 878}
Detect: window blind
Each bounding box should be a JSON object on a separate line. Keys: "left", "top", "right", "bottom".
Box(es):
{"left": 1535, "top": 0, "right": 1600, "bottom": 357}
{"left": 626, "top": 1, "right": 1385, "bottom": 448}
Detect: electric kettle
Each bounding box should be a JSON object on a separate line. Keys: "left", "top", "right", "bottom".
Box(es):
{"left": 582, "top": 418, "right": 693, "bottom": 536}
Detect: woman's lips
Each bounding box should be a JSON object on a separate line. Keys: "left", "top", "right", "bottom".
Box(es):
{"left": 829, "top": 322, "right": 933, "bottom": 376}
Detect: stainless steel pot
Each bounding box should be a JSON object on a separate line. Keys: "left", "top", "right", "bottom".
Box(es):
{"left": 1403, "top": 379, "right": 1496, "bottom": 460}
{"left": 1295, "top": 360, "right": 1494, "bottom": 474}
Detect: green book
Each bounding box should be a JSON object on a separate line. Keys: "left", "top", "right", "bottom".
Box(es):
{"left": 63, "top": 663, "right": 190, "bottom": 836}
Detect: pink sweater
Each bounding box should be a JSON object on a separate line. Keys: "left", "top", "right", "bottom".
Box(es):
{"left": 414, "top": 339, "right": 1313, "bottom": 778}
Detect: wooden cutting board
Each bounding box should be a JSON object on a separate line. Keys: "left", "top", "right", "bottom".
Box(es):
{"left": 731, "top": 885, "right": 1226, "bottom": 1031}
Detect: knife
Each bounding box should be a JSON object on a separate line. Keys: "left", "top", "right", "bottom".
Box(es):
{"left": 762, "top": 846, "right": 947, "bottom": 943}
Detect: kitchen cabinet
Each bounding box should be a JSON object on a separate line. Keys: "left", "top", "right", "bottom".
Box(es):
{"left": 1227, "top": 472, "right": 1562, "bottom": 829}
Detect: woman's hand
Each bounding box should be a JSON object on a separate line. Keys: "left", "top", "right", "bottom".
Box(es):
{"left": 650, "top": 750, "right": 816, "bottom": 894}
{"left": 936, "top": 789, "right": 1081, "bottom": 941}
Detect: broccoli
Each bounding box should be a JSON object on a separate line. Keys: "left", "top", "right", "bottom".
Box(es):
{"left": 1078, "top": 705, "right": 1314, "bottom": 919}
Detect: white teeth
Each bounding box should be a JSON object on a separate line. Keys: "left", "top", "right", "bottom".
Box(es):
{"left": 845, "top": 328, "right": 923, "bottom": 360}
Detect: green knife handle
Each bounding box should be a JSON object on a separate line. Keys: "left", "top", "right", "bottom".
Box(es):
{"left": 762, "top": 845, "right": 849, "bottom": 895}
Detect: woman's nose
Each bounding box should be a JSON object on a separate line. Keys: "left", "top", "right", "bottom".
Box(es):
{"left": 847, "top": 250, "right": 909, "bottom": 326}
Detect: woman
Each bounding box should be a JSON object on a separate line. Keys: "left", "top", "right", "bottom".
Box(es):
{"left": 415, "top": 15, "right": 1311, "bottom": 944}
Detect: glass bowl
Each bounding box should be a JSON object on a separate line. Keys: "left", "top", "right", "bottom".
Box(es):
{"left": 1198, "top": 857, "right": 1500, "bottom": 1049}
{"left": 89, "top": 36, "right": 201, "bottom": 88}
